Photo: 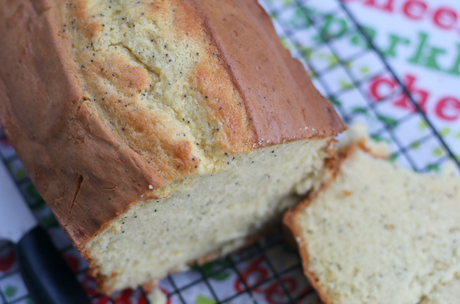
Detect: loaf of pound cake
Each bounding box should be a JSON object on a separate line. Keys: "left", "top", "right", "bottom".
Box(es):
{"left": 0, "top": 0, "right": 345, "bottom": 294}
{"left": 285, "top": 134, "right": 460, "bottom": 304}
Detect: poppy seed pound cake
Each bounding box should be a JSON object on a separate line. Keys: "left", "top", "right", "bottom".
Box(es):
{"left": 284, "top": 140, "right": 460, "bottom": 304}
{"left": 0, "top": 0, "right": 345, "bottom": 294}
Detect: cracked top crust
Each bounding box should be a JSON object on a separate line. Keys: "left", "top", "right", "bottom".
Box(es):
{"left": 0, "top": 0, "right": 345, "bottom": 248}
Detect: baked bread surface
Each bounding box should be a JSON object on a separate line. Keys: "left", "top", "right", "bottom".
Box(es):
{"left": 0, "top": 0, "right": 345, "bottom": 293}
{"left": 0, "top": 0, "right": 344, "bottom": 248}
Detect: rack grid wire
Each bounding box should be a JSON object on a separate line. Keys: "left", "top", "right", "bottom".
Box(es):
{"left": 0, "top": 0, "right": 459, "bottom": 303}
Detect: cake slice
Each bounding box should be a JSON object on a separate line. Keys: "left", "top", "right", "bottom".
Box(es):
{"left": 0, "top": 0, "right": 345, "bottom": 294}
{"left": 284, "top": 139, "right": 460, "bottom": 304}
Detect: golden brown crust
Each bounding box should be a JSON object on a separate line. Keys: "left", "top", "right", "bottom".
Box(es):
{"left": 174, "top": 0, "right": 256, "bottom": 153}
{"left": 141, "top": 282, "right": 158, "bottom": 295}
{"left": 187, "top": 0, "right": 345, "bottom": 147}
{"left": 0, "top": 0, "right": 168, "bottom": 248}
{"left": 79, "top": 49, "right": 199, "bottom": 181}
{"left": 0, "top": 0, "right": 344, "bottom": 251}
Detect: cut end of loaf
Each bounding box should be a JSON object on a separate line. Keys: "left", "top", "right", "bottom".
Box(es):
{"left": 85, "top": 137, "right": 335, "bottom": 294}
{"left": 286, "top": 139, "right": 460, "bottom": 304}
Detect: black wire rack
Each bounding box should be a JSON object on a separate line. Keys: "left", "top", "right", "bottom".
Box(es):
{"left": 0, "top": 0, "right": 459, "bottom": 303}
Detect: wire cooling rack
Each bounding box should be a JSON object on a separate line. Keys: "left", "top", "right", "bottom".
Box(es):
{"left": 1, "top": 0, "right": 459, "bottom": 303}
